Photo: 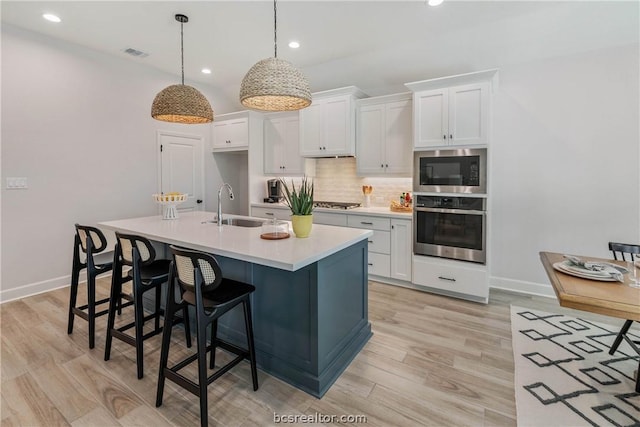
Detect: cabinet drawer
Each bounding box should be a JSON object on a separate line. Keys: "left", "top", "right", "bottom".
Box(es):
{"left": 313, "top": 212, "right": 348, "bottom": 227}
{"left": 251, "top": 207, "right": 290, "bottom": 221}
{"left": 412, "top": 256, "right": 487, "bottom": 299}
{"left": 347, "top": 215, "right": 391, "bottom": 231}
{"left": 368, "top": 252, "right": 390, "bottom": 278}
{"left": 367, "top": 230, "right": 390, "bottom": 255}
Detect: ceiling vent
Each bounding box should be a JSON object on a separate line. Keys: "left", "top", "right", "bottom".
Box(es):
{"left": 123, "top": 47, "right": 149, "bottom": 58}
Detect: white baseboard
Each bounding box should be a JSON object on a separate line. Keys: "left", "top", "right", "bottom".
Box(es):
{"left": 489, "top": 276, "right": 555, "bottom": 298}
{"left": 0, "top": 275, "right": 71, "bottom": 303}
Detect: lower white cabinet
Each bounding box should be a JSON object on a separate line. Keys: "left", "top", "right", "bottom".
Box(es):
{"left": 412, "top": 255, "right": 488, "bottom": 303}
{"left": 313, "top": 212, "right": 348, "bottom": 227}
{"left": 390, "top": 219, "right": 412, "bottom": 281}
{"left": 347, "top": 215, "right": 392, "bottom": 279}
{"left": 251, "top": 206, "right": 290, "bottom": 221}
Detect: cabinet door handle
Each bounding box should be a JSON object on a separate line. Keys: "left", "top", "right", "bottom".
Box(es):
{"left": 450, "top": 134, "right": 453, "bottom": 140}
{"left": 361, "top": 221, "right": 373, "bottom": 225}
{"left": 443, "top": 135, "right": 447, "bottom": 140}
{"left": 381, "top": 164, "right": 384, "bottom": 168}
{"left": 265, "top": 212, "right": 274, "bottom": 216}
{"left": 368, "top": 240, "right": 373, "bottom": 243}
{"left": 391, "top": 225, "right": 394, "bottom": 229}
{"left": 438, "top": 276, "right": 456, "bottom": 282}
{"left": 196, "top": 199, "right": 203, "bottom": 204}
{"left": 368, "top": 263, "right": 374, "bottom": 266}
{"left": 385, "top": 164, "right": 388, "bottom": 168}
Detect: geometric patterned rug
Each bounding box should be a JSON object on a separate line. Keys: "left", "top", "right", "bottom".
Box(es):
{"left": 511, "top": 306, "right": 640, "bottom": 427}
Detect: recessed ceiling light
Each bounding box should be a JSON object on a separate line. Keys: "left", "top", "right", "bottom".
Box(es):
{"left": 42, "top": 13, "right": 61, "bottom": 23}
{"left": 201, "top": 68, "right": 212, "bottom": 74}
{"left": 428, "top": 0, "right": 444, "bottom": 6}
{"left": 288, "top": 41, "right": 300, "bottom": 49}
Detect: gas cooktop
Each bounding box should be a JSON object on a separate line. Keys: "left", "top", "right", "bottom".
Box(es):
{"left": 313, "top": 201, "right": 361, "bottom": 210}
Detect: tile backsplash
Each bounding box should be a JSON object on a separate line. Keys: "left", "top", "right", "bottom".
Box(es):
{"left": 313, "top": 158, "right": 412, "bottom": 207}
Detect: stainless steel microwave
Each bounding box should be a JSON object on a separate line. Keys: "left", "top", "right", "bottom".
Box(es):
{"left": 413, "top": 148, "right": 487, "bottom": 194}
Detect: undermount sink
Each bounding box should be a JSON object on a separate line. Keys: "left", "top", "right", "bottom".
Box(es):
{"left": 202, "top": 218, "right": 265, "bottom": 228}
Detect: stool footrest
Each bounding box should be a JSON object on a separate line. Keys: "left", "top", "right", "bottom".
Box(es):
{"left": 165, "top": 351, "right": 246, "bottom": 397}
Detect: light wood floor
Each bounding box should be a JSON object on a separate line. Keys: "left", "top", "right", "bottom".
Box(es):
{"left": 0, "top": 278, "right": 630, "bottom": 426}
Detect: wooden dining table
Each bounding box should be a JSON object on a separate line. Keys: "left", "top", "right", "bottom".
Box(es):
{"left": 540, "top": 251, "right": 640, "bottom": 392}
{"left": 540, "top": 251, "right": 640, "bottom": 321}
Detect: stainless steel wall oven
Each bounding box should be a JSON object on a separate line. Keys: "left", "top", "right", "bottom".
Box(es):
{"left": 413, "top": 148, "right": 487, "bottom": 194}
{"left": 413, "top": 195, "right": 486, "bottom": 264}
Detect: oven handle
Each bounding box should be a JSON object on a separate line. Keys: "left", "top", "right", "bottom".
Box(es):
{"left": 414, "top": 207, "right": 486, "bottom": 215}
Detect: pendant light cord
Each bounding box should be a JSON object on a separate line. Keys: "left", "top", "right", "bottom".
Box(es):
{"left": 180, "top": 19, "right": 185, "bottom": 85}
{"left": 273, "top": 0, "right": 278, "bottom": 58}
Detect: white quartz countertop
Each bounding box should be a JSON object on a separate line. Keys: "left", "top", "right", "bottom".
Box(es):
{"left": 251, "top": 203, "right": 413, "bottom": 219}
{"left": 98, "top": 211, "right": 372, "bottom": 271}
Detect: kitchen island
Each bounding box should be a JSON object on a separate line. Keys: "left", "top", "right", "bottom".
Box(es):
{"left": 99, "top": 211, "right": 373, "bottom": 398}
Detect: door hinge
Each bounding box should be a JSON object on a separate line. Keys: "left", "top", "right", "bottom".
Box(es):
{"left": 160, "top": 144, "right": 163, "bottom": 152}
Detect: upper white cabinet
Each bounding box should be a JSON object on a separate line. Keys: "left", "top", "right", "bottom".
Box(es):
{"left": 405, "top": 69, "right": 497, "bottom": 149}
{"left": 212, "top": 111, "right": 252, "bottom": 152}
{"left": 356, "top": 93, "right": 412, "bottom": 176}
{"left": 299, "top": 86, "right": 367, "bottom": 157}
{"left": 263, "top": 112, "right": 305, "bottom": 175}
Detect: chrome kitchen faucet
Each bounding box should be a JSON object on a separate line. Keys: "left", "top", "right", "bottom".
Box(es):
{"left": 217, "top": 183, "right": 234, "bottom": 226}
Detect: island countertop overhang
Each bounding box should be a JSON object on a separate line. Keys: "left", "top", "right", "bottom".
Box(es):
{"left": 98, "top": 211, "right": 373, "bottom": 271}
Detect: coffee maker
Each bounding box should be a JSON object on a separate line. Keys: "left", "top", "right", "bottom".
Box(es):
{"left": 265, "top": 179, "right": 283, "bottom": 203}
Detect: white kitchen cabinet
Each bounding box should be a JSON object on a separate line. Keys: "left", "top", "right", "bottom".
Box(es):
{"left": 406, "top": 70, "right": 497, "bottom": 149}
{"left": 412, "top": 255, "right": 488, "bottom": 303}
{"left": 312, "top": 211, "right": 348, "bottom": 227}
{"left": 263, "top": 112, "right": 305, "bottom": 175}
{"left": 356, "top": 93, "right": 412, "bottom": 176}
{"left": 251, "top": 205, "right": 290, "bottom": 221}
{"left": 212, "top": 111, "right": 251, "bottom": 152}
{"left": 347, "top": 214, "right": 391, "bottom": 278}
{"left": 390, "top": 219, "right": 412, "bottom": 281}
{"left": 299, "top": 86, "right": 366, "bottom": 157}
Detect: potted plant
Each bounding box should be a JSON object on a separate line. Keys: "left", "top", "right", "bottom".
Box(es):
{"left": 280, "top": 176, "right": 314, "bottom": 238}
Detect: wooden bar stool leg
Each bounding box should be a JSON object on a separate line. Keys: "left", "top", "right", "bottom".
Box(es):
{"left": 156, "top": 288, "right": 176, "bottom": 408}
{"left": 104, "top": 255, "right": 122, "bottom": 362}
{"left": 209, "top": 319, "right": 217, "bottom": 369}
{"left": 243, "top": 298, "right": 259, "bottom": 391}
{"left": 155, "top": 286, "right": 162, "bottom": 332}
{"left": 133, "top": 287, "right": 145, "bottom": 379}
{"left": 87, "top": 271, "right": 97, "bottom": 349}
{"left": 67, "top": 251, "right": 81, "bottom": 335}
{"left": 197, "top": 319, "right": 210, "bottom": 427}
{"left": 183, "top": 306, "right": 192, "bottom": 348}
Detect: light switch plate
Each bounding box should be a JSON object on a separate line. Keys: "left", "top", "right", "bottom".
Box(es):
{"left": 6, "top": 177, "right": 28, "bottom": 189}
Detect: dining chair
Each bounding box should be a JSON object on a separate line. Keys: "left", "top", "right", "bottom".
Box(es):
{"left": 156, "top": 246, "right": 258, "bottom": 427}
{"left": 607, "top": 241, "right": 640, "bottom": 356}
{"left": 104, "top": 232, "right": 191, "bottom": 379}
{"left": 67, "top": 224, "right": 132, "bottom": 349}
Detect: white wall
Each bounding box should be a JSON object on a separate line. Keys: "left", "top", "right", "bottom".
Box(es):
{"left": 1, "top": 25, "right": 235, "bottom": 301}
{"left": 489, "top": 43, "right": 640, "bottom": 295}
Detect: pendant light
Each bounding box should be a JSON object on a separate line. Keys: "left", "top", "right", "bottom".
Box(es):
{"left": 151, "top": 14, "right": 213, "bottom": 124}
{"left": 239, "top": 0, "right": 311, "bottom": 111}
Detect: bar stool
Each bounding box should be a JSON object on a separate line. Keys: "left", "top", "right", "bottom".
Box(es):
{"left": 156, "top": 246, "right": 258, "bottom": 427}
{"left": 67, "top": 224, "right": 133, "bottom": 349}
{"left": 104, "top": 232, "right": 191, "bottom": 379}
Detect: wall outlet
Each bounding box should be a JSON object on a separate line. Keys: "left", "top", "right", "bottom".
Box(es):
{"left": 6, "top": 177, "right": 28, "bottom": 189}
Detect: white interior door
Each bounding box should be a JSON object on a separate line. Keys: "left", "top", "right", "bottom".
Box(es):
{"left": 158, "top": 131, "right": 204, "bottom": 212}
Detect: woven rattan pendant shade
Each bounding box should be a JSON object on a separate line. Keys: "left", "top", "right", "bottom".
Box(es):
{"left": 152, "top": 84, "right": 213, "bottom": 124}
{"left": 239, "top": 0, "right": 311, "bottom": 112}
{"left": 240, "top": 58, "right": 311, "bottom": 111}
{"left": 151, "top": 14, "right": 213, "bottom": 124}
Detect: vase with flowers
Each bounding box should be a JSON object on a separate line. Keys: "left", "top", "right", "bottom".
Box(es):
{"left": 280, "top": 177, "right": 314, "bottom": 238}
